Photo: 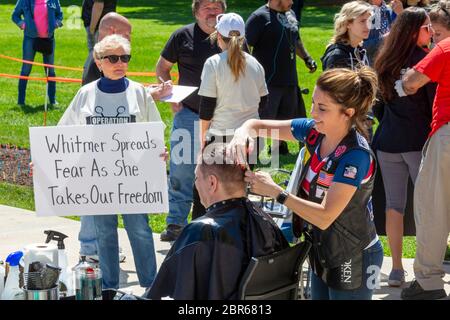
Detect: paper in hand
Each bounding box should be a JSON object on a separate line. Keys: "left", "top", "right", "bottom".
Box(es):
{"left": 159, "top": 85, "right": 198, "bottom": 103}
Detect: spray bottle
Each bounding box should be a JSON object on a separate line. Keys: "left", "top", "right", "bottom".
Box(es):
{"left": 73, "top": 256, "right": 102, "bottom": 300}
{"left": 44, "top": 230, "right": 74, "bottom": 297}
{"left": 0, "top": 260, "right": 5, "bottom": 297}
{"left": 1, "top": 251, "right": 25, "bottom": 300}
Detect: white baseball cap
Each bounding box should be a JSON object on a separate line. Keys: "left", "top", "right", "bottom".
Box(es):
{"left": 215, "top": 13, "right": 245, "bottom": 39}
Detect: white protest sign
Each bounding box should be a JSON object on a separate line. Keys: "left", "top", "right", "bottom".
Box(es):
{"left": 29, "top": 122, "right": 169, "bottom": 217}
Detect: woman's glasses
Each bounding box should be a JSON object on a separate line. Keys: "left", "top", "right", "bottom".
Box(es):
{"left": 420, "top": 23, "right": 434, "bottom": 33}
{"left": 101, "top": 54, "right": 131, "bottom": 64}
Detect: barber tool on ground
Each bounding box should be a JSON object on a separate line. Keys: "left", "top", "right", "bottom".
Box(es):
{"left": 74, "top": 256, "right": 102, "bottom": 300}
{"left": 23, "top": 261, "right": 61, "bottom": 300}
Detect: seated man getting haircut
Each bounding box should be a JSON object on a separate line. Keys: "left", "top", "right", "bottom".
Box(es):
{"left": 145, "top": 144, "right": 288, "bottom": 300}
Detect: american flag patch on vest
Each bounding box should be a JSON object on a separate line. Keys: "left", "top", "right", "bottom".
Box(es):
{"left": 317, "top": 171, "right": 333, "bottom": 186}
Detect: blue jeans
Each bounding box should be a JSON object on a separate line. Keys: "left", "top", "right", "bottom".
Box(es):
{"left": 166, "top": 107, "right": 199, "bottom": 226}
{"left": 78, "top": 216, "right": 98, "bottom": 256}
{"left": 311, "top": 240, "right": 384, "bottom": 300}
{"left": 85, "top": 27, "right": 97, "bottom": 53}
{"left": 93, "top": 214, "right": 157, "bottom": 289}
{"left": 18, "top": 36, "right": 56, "bottom": 105}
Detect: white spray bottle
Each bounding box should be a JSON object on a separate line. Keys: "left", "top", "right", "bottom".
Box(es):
{"left": 44, "top": 230, "right": 74, "bottom": 297}
{"left": 1, "top": 251, "right": 25, "bottom": 300}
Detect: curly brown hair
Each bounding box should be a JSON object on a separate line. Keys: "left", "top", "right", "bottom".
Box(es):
{"left": 316, "top": 66, "right": 378, "bottom": 140}
{"left": 191, "top": 0, "right": 227, "bottom": 16}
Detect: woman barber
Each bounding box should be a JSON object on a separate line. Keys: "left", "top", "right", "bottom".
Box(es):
{"left": 229, "top": 67, "right": 383, "bottom": 300}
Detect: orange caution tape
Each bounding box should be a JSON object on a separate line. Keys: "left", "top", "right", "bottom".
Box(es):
{"left": 0, "top": 53, "right": 179, "bottom": 79}
{"left": 0, "top": 73, "right": 81, "bottom": 83}
{"left": 127, "top": 71, "right": 155, "bottom": 76}
{"left": 0, "top": 54, "right": 83, "bottom": 71}
{"left": 0, "top": 73, "right": 167, "bottom": 87}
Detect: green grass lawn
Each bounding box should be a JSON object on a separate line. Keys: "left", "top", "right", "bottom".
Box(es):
{"left": 0, "top": 1, "right": 336, "bottom": 224}
{"left": 0, "top": 0, "right": 337, "bottom": 147}
{"left": 1, "top": 0, "right": 445, "bottom": 259}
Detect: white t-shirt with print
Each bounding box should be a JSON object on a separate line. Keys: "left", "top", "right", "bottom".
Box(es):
{"left": 58, "top": 79, "right": 162, "bottom": 126}
{"left": 198, "top": 51, "right": 268, "bottom": 136}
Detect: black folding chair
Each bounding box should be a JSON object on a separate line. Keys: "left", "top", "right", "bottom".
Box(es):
{"left": 238, "top": 240, "right": 311, "bottom": 300}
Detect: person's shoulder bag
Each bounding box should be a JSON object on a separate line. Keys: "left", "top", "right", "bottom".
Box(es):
{"left": 33, "top": 37, "right": 54, "bottom": 55}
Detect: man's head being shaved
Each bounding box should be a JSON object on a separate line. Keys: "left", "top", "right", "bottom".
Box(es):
{"left": 98, "top": 12, "right": 132, "bottom": 41}
{"left": 197, "top": 144, "right": 246, "bottom": 194}
{"left": 195, "top": 143, "right": 247, "bottom": 207}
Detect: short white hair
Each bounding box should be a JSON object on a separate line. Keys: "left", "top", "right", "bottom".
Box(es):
{"left": 93, "top": 34, "right": 131, "bottom": 60}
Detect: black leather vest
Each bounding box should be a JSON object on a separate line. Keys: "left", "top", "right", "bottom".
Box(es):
{"left": 293, "top": 127, "right": 377, "bottom": 270}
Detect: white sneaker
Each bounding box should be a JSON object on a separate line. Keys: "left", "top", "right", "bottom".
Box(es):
{"left": 83, "top": 255, "right": 99, "bottom": 264}
{"left": 119, "top": 247, "right": 126, "bottom": 263}
{"left": 81, "top": 249, "right": 125, "bottom": 264}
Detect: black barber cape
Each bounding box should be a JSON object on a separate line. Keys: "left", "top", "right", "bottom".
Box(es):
{"left": 145, "top": 198, "right": 289, "bottom": 300}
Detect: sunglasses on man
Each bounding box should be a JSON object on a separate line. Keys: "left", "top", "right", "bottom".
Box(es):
{"left": 101, "top": 54, "right": 132, "bottom": 64}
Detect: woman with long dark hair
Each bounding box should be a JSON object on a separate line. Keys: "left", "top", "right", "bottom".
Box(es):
{"left": 373, "top": 7, "right": 436, "bottom": 287}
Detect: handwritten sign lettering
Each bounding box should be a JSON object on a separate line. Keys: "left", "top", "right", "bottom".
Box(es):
{"left": 29, "top": 122, "right": 168, "bottom": 217}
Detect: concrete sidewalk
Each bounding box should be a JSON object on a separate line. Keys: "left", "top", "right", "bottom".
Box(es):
{"left": 0, "top": 205, "right": 170, "bottom": 297}
{"left": 0, "top": 204, "right": 449, "bottom": 300}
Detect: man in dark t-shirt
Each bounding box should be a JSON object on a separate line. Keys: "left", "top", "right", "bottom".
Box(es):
{"left": 82, "top": 0, "right": 117, "bottom": 45}
{"left": 82, "top": 0, "right": 117, "bottom": 70}
{"left": 261, "top": 0, "right": 305, "bottom": 25}
{"left": 82, "top": 0, "right": 95, "bottom": 52}
{"left": 82, "top": 0, "right": 117, "bottom": 34}
{"left": 156, "top": 0, "right": 226, "bottom": 242}
{"left": 159, "top": 23, "right": 220, "bottom": 114}
{"left": 246, "top": 0, "right": 316, "bottom": 154}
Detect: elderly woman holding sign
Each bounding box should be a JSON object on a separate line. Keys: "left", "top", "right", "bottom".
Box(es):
{"left": 58, "top": 34, "right": 164, "bottom": 290}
